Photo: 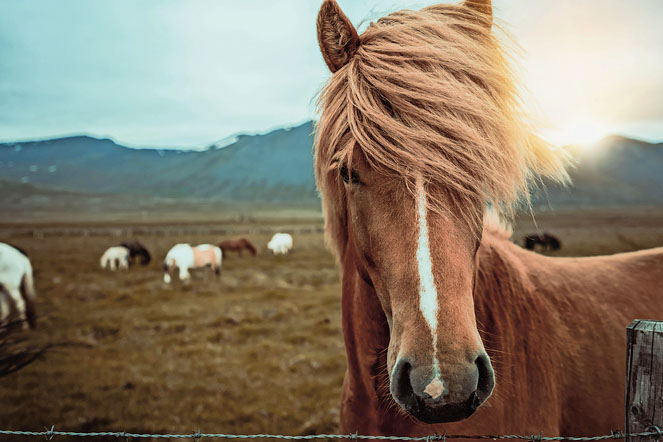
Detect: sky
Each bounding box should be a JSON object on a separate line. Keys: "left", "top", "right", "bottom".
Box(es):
{"left": 0, "top": 0, "right": 662, "bottom": 149}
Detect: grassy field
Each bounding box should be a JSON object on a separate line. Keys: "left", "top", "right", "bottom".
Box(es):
{"left": 1, "top": 207, "right": 662, "bottom": 441}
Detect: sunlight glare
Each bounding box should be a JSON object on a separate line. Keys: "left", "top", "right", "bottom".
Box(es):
{"left": 548, "top": 116, "right": 609, "bottom": 150}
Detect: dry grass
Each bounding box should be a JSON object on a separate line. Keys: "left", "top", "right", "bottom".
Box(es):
{"left": 0, "top": 229, "right": 343, "bottom": 440}
{"left": 1, "top": 208, "right": 662, "bottom": 441}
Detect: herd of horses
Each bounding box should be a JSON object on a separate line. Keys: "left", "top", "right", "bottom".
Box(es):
{"left": 102, "top": 233, "right": 294, "bottom": 282}
{"left": 0, "top": 233, "right": 294, "bottom": 329}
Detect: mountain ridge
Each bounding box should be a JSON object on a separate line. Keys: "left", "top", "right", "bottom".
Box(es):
{"left": 1, "top": 122, "right": 662, "bottom": 209}
{"left": 0, "top": 121, "right": 318, "bottom": 202}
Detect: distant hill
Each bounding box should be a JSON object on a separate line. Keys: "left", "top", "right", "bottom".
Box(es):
{"left": 0, "top": 121, "right": 318, "bottom": 203}
{"left": 532, "top": 135, "right": 663, "bottom": 208}
{"left": 1, "top": 123, "right": 662, "bottom": 209}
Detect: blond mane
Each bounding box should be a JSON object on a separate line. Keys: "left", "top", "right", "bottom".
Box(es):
{"left": 315, "top": 2, "right": 569, "bottom": 256}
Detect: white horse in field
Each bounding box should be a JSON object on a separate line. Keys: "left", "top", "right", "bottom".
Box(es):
{"left": 163, "top": 243, "right": 222, "bottom": 283}
{"left": 0, "top": 243, "right": 37, "bottom": 329}
{"left": 100, "top": 246, "right": 130, "bottom": 271}
{"left": 267, "top": 233, "right": 293, "bottom": 255}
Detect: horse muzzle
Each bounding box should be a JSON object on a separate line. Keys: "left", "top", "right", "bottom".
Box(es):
{"left": 390, "top": 352, "right": 495, "bottom": 423}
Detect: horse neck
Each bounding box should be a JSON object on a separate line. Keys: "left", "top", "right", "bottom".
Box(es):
{"left": 473, "top": 232, "right": 554, "bottom": 364}
{"left": 246, "top": 241, "right": 257, "bottom": 255}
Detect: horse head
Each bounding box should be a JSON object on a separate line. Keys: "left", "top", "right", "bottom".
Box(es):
{"left": 315, "top": 0, "right": 567, "bottom": 424}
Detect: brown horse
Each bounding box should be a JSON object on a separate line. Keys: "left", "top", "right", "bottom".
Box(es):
{"left": 314, "top": 0, "right": 663, "bottom": 437}
{"left": 218, "top": 238, "right": 258, "bottom": 257}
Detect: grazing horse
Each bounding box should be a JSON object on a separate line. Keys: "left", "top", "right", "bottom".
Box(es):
{"left": 163, "top": 243, "right": 222, "bottom": 283}
{"left": 523, "top": 232, "right": 561, "bottom": 251}
{"left": 120, "top": 240, "right": 151, "bottom": 265}
{"left": 219, "top": 238, "right": 258, "bottom": 257}
{"left": 0, "top": 243, "right": 37, "bottom": 329}
{"left": 267, "top": 233, "right": 293, "bottom": 255}
{"left": 100, "top": 246, "right": 130, "bottom": 271}
{"left": 314, "top": 0, "right": 663, "bottom": 437}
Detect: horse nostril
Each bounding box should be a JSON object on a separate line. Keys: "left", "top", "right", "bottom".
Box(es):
{"left": 392, "top": 359, "right": 414, "bottom": 401}
{"left": 474, "top": 352, "right": 495, "bottom": 402}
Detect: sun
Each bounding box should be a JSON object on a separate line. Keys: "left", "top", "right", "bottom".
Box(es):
{"left": 558, "top": 116, "right": 608, "bottom": 148}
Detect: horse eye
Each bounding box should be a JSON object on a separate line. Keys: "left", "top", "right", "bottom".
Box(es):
{"left": 339, "top": 164, "right": 350, "bottom": 183}
{"left": 339, "top": 164, "right": 360, "bottom": 185}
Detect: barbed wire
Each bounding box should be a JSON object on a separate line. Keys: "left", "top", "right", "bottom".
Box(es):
{"left": 0, "top": 427, "right": 660, "bottom": 441}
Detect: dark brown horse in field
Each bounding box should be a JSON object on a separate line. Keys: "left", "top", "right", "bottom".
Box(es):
{"left": 523, "top": 232, "right": 561, "bottom": 251}
{"left": 120, "top": 240, "right": 151, "bottom": 265}
{"left": 315, "top": 0, "right": 663, "bottom": 436}
{"left": 218, "top": 238, "right": 258, "bottom": 257}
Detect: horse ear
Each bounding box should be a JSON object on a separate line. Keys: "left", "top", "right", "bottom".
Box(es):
{"left": 317, "top": 0, "right": 360, "bottom": 73}
{"left": 464, "top": 0, "right": 492, "bottom": 25}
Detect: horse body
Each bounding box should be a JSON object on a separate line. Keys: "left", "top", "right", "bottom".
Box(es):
{"left": 339, "top": 228, "right": 663, "bottom": 435}
{"left": 0, "top": 243, "right": 37, "bottom": 329}
{"left": 100, "top": 246, "right": 130, "bottom": 271}
{"left": 163, "top": 243, "right": 222, "bottom": 283}
{"left": 219, "top": 238, "right": 258, "bottom": 257}
{"left": 267, "top": 233, "right": 293, "bottom": 255}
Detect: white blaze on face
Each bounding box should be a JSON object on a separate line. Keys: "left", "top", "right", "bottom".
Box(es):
{"left": 416, "top": 175, "right": 438, "bottom": 337}
{"left": 416, "top": 175, "right": 443, "bottom": 392}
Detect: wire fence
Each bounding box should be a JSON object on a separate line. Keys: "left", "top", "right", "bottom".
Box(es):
{"left": 0, "top": 428, "right": 660, "bottom": 441}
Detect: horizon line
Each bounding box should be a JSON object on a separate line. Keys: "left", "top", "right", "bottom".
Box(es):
{"left": 0, "top": 123, "right": 662, "bottom": 151}
{"left": 0, "top": 119, "right": 315, "bottom": 151}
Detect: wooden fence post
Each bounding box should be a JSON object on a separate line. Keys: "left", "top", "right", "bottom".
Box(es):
{"left": 626, "top": 320, "right": 663, "bottom": 442}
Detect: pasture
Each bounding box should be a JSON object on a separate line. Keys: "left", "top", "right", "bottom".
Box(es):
{"left": 1, "top": 208, "right": 663, "bottom": 438}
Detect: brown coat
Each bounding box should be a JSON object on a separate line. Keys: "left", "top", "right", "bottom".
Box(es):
{"left": 339, "top": 229, "right": 663, "bottom": 435}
